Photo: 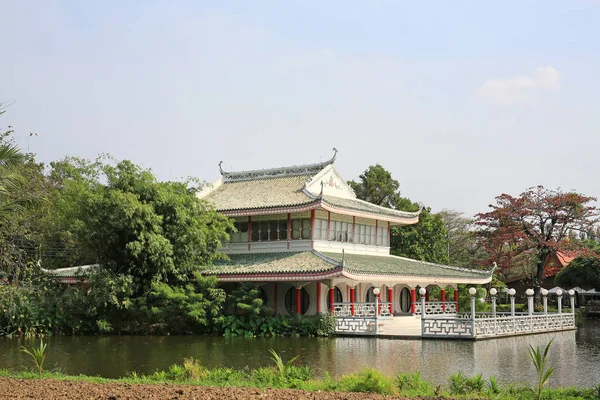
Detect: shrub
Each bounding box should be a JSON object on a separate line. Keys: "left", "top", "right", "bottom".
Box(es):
{"left": 339, "top": 368, "right": 396, "bottom": 395}
{"left": 182, "top": 358, "right": 206, "bottom": 380}
{"left": 448, "top": 371, "right": 468, "bottom": 395}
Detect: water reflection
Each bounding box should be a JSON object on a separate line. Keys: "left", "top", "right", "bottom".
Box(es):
{"left": 1, "top": 320, "right": 599, "bottom": 388}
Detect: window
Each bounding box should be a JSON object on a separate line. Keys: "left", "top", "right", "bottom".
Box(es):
{"left": 291, "top": 219, "right": 311, "bottom": 240}
{"left": 284, "top": 287, "right": 310, "bottom": 315}
{"left": 230, "top": 221, "right": 248, "bottom": 243}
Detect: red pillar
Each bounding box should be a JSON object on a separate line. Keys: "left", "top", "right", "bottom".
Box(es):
{"left": 454, "top": 288, "right": 459, "bottom": 312}
{"left": 441, "top": 289, "right": 446, "bottom": 313}
{"left": 377, "top": 291, "right": 381, "bottom": 315}
{"left": 274, "top": 283, "right": 278, "bottom": 315}
{"left": 329, "top": 287, "right": 335, "bottom": 313}
{"left": 310, "top": 209, "right": 316, "bottom": 248}
{"left": 350, "top": 287, "right": 355, "bottom": 316}
{"left": 316, "top": 283, "right": 321, "bottom": 314}
{"left": 425, "top": 288, "right": 430, "bottom": 302}
{"left": 296, "top": 287, "right": 302, "bottom": 315}
{"left": 388, "top": 288, "right": 393, "bottom": 314}
{"left": 410, "top": 288, "right": 416, "bottom": 315}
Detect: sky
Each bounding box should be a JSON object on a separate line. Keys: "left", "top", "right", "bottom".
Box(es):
{"left": 1, "top": 1, "right": 599, "bottom": 217}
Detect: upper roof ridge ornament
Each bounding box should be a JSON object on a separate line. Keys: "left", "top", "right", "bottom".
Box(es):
{"left": 218, "top": 161, "right": 229, "bottom": 176}
{"left": 219, "top": 149, "right": 339, "bottom": 182}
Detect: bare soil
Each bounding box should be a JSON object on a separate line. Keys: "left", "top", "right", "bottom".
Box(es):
{"left": 0, "top": 377, "right": 418, "bottom": 400}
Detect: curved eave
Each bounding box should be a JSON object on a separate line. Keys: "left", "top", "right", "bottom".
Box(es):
{"left": 217, "top": 199, "right": 421, "bottom": 224}
{"left": 340, "top": 270, "right": 493, "bottom": 285}
{"left": 213, "top": 268, "right": 344, "bottom": 282}
{"left": 319, "top": 200, "right": 420, "bottom": 226}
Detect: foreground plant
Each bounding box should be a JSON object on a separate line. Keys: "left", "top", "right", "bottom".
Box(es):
{"left": 21, "top": 339, "right": 48, "bottom": 378}
{"left": 528, "top": 339, "right": 555, "bottom": 400}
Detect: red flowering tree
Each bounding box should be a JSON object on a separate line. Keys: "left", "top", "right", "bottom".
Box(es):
{"left": 476, "top": 186, "right": 598, "bottom": 295}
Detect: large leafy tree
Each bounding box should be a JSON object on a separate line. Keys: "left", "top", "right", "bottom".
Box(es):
{"left": 349, "top": 165, "right": 449, "bottom": 264}
{"left": 47, "top": 157, "right": 233, "bottom": 289}
{"left": 476, "top": 186, "right": 599, "bottom": 295}
{"left": 555, "top": 255, "right": 600, "bottom": 291}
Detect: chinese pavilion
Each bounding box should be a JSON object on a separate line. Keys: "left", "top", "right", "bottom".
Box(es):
{"left": 198, "top": 149, "right": 492, "bottom": 317}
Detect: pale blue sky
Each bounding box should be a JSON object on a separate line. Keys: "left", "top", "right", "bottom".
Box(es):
{"left": 2, "top": 1, "right": 599, "bottom": 216}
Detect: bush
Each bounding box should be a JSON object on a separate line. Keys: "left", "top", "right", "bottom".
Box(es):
{"left": 339, "top": 368, "right": 396, "bottom": 395}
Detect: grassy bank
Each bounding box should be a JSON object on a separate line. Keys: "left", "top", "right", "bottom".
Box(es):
{"left": 2, "top": 357, "right": 599, "bottom": 400}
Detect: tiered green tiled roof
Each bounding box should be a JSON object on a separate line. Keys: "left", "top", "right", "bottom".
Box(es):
{"left": 204, "top": 251, "right": 492, "bottom": 282}
{"left": 205, "top": 251, "right": 340, "bottom": 276}
{"left": 322, "top": 252, "right": 492, "bottom": 279}
{"left": 203, "top": 175, "right": 315, "bottom": 212}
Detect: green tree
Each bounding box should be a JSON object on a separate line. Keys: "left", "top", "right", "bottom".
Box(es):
{"left": 555, "top": 256, "right": 600, "bottom": 291}
{"left": 348, "top": 164, "right": 402, "bottom": 208}
{"left": 349, "top": 165, "right": 449, "bottom": 264}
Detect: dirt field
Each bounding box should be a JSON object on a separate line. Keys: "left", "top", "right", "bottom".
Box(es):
{"left": 0, "top": 377, "right": 419, "bottom": 400}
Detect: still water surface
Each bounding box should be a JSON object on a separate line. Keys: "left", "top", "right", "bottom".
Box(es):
{"left": 2, "top": 320, "right": 600, "bottom": 388}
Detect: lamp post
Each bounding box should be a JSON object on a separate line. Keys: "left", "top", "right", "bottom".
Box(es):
{"left": 540, "top": 288, "right": 548, "bottom": 315}
{"left": 569, "top": 289, "right": 575, "bottom": 315}
{"left": 469, "top": 287, "right": 477, "bottom": 320}
{"left": 373, "top": 287, "right": 380, "bottom": 316}
{"left": 508, "top": 288, "right": 516, "bottom": 317}
{"left": 490, "top": 288, "right": 498, "bottom": 332}
{"left": 526, "top": 288, "right": 535, "bottom": 316}
{"left": 419, "top": 287, "right": 426, "bottom": 319}
{"left": 373, "top": 287, "right": 381, "bottom": 334}
{"left": 556, "top": 289, "right": 563, "bottom": 314}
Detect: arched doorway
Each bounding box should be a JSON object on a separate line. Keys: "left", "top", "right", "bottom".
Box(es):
{"left": 365, "top": 286, "right": 377, "bottom": 302}
{"left": 327, "top": 287, "right": 343, "bottom": 310}
{"left": 284, "top": 287, "right": 310, "bottom": 315}
{"left": 399, "top": 287, "right": 411, "bottom": 313}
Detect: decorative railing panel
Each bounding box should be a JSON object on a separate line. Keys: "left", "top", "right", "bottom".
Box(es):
{"left": 422, "top": 317, "right": 473, "bottom": 338}
{"left": 422, "top": 313, "right": 575, "bottom": 339}
{"left": 474, "top": 314, "right": 575, "bottom": 338}
{"left": 333, "top": 302, "right": 392, "bottom": 318}
{"left": 334, "top": 317, "right": 376, "bottom": 335}
{"left": 414, "top": 301, "right": 457, "bottom": 315}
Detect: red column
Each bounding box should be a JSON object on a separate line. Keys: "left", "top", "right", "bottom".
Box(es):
{"left": 274, "top": 283, "right": 278, "bottom": 315}
{"left": 441, "top": 289, "right": 446, "bottom": 313}
{"left": 425, "top": 288, "right": 430, "bottom": 302}
{"left": 454, "top": 288, "right": 459, "bottom": 312}
{"left": 310, "top": 209, "right": 316, "bottom": 247}
{"left": 296, "top": 287, "right": 302, "bottom": 315}
{"left": 377, "top": 291, "right": 381, "bottom": 315}
{"left": 388, "top": 288, "right": 393, "bottom": 314}
{"left": 329, "top": 287, "right": 335, "bottom": 313}
{"left": 350, "top": 287, "right": 355, "bottom": 316}
{"left": 316, "top": 283, "right": 321, "bottom": 314}
{"left": 411, "top": 288, "right": 416, "bottom": 315}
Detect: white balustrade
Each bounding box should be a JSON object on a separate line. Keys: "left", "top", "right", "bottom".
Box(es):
{"left": 414, "top": 301, "right": 457, "bottom": 315}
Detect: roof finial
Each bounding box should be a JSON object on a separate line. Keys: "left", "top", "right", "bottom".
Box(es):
{"left": 332, "top": 147, "right": 338, "bottom": 162}
{"left": 218, "top": 161, "right": 228, "bottom": 175}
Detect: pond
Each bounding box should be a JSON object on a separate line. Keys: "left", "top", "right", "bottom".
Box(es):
{"left": 2, "top": 319, "right": 600, "bottom": 388}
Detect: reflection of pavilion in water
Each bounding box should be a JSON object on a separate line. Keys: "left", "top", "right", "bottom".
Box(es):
{"left": 329, "top": 331, "right": 579, "bottom": 387}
